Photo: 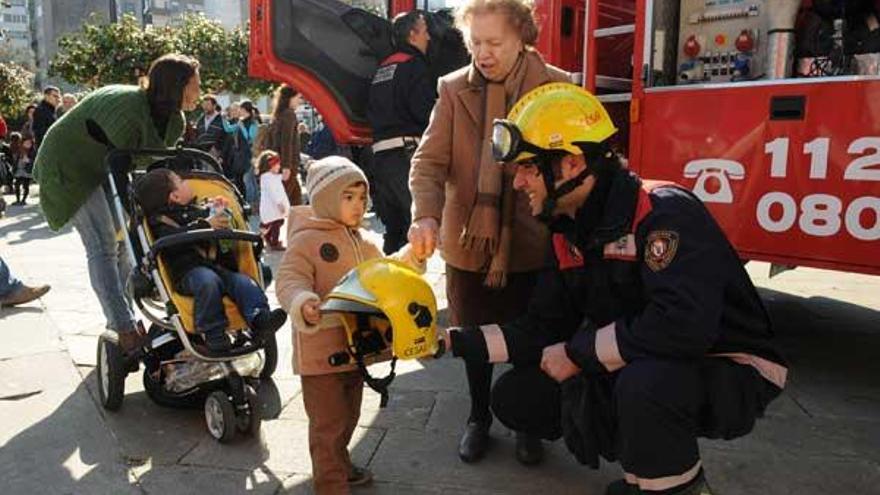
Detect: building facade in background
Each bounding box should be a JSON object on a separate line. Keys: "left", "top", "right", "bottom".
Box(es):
{"left": 115, "top": 0, "right": 144, "bottom": 24}
{"left": 0, "top": 0, "right": 34, "bottom": 68}
{"left": 30, "top": 0, "right": 113, "bottom": 86}
{"left": 143, "top": 0, "right": 204, "bottom": 27}
{"left": 204, "top": 0, "right": 247, "bottom": 30}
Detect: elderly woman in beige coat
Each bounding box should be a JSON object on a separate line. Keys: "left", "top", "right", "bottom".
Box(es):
{"left": 408, "top": 0, "right": 570, "bottom": 465}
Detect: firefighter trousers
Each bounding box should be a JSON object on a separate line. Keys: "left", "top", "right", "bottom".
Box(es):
{"left": 491, "top": 358, "right": 779, "bottom": 491}
{"left": 371, "top": 146, "right": 414, "bottom": 255}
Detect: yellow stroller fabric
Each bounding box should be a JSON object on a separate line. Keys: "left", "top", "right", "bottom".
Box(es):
{"left": 143, "top": 175, "right": 262, "bottom": 334}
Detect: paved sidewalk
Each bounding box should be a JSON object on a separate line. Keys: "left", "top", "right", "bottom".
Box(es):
{"left": 1, "top": 191, "right": 878, "bottom": 494}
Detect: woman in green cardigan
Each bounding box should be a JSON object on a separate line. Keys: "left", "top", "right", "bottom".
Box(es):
{"left": 35, "top": 53, "right": 202, "bottom": 353}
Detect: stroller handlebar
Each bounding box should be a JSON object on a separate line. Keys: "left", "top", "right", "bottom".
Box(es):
{"left": 105, "top": 147, "right": 224, "bottom": 175}
{"left": 147, "top": 229, "right": 263, "bottom": 264}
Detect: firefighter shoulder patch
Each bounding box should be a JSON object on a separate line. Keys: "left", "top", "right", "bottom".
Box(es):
{"left": 644, "top": 230, "right": 679, "bottom": 272}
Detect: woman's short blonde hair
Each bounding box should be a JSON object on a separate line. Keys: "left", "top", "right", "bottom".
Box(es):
{"left": 455, "top": 0, "right": 539, "bottom": 46}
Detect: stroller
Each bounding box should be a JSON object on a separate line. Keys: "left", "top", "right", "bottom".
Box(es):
{"left": 92, "top": 123, "right": 279, "bottom": 443}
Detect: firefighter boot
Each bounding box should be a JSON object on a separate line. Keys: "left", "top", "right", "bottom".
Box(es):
{"left": 515, "top": 432, "right": 544, "bottom": 465}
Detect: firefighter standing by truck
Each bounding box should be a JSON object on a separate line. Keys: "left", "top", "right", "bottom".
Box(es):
{"left": 367, "top": 10, "right": 436, "bottom": 254}
{"left": 438, "top": 83, "right": 788, "bottom": 495}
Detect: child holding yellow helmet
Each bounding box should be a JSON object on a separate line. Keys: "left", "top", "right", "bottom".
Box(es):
{"left": 275, "top": 155, "right": 425, "bottom": 494}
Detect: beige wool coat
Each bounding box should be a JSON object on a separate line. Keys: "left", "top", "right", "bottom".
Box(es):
{"left": 275, "top": 206, "right": 424, "bottom": 375}
{"left": 409, "top": 55, "right": 571, "bottom": 273}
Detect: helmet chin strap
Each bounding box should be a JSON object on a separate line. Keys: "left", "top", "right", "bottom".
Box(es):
{"left": 536, "top": 156, "right": 592, "bottom": 223}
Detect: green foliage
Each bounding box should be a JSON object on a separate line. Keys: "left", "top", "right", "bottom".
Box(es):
{"left": 50, "top": 13, "right": 271, "bottom": 98}
{"left": 0, "top": 62, "right": 36, "bottom": 119}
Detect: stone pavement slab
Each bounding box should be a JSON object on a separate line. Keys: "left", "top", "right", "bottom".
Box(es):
{"left": 137, "top": 465, "right": 284, "bottom": 495}
{"left": 0, "top": 380, "right": 138, "bottom": 494}
{"left": 179, "top": 418, "right": 384, "bottom": 476}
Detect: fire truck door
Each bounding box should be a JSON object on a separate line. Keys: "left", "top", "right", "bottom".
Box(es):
{"left": 249, "top": 0, "right": 469, "bottom": 145}
{"left": 250, "top": 0, "right": 393, "bottom": 144}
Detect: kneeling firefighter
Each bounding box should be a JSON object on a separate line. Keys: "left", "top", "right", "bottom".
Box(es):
{"left": 443, "top": 83, "right": 788, "bottom": 495}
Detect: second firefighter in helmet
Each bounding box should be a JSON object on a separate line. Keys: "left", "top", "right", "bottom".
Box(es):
{"left": 444, "top": 83, "right": 785, "bottom": 495}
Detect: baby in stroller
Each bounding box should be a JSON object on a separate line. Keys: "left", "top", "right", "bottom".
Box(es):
{"left": 133, "top": 168, "right": 287, "bottom": 352}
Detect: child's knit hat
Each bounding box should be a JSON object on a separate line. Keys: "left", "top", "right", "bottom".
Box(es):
{"left": 305, "top": 155, "right": 369, "bottom": 221}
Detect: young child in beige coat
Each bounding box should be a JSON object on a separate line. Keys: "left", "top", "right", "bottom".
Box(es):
{"left": 275, "top": 156, "right": 423, "bottom": 494}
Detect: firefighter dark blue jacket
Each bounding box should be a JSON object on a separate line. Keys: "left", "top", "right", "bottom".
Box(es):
{"left": 452, "top": 168, "right": 787, "bottom": 389}
{"left": 367, "top": 45, "right": 436, "bottom": 141}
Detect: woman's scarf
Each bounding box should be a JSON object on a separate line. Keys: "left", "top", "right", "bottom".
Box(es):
{"left": 459, "top": 51, "right": 540, "bottom": 288}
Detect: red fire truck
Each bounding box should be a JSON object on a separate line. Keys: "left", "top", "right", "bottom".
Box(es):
{"left": 249, "top": 0, "right": 880, "bottom": 276}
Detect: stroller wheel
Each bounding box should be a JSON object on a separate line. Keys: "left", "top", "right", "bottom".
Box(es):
{"left": 239, "top": 384, "right": 262, "bottom": 436}
{"left": 205, "top": 390, "right": 237, "bottom": 442}
{"left": 96, "top": 333, "right": 126, "bottom": 411}
{"left": 259, "top": 333, "right": 278, "bottom": 379}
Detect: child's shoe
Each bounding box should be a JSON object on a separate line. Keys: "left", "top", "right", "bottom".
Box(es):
{"left": 348, "top": 466, "right": 373, "bottom": 487}
{"left": 205, "top": 334, "right": 233, "bottom": 353}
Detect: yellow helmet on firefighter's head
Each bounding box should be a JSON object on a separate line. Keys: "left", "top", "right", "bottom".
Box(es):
{"left": 492, "top": 82, "right": 618, "bottom": 163}
{"left": 321, "top": 258, "right": 439, "bottom": 360}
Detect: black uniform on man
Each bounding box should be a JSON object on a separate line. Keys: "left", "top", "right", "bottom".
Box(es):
{"left": 451, "top": 166, "right": 787, "bottom": 492}
{"left": 367, "top": 10, "right": 436, "bottom": 254}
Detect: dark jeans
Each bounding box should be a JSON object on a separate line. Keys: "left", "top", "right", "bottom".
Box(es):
{"left": 14, "top": 178, "right": 31, "bottom": 203}
{"left": 179, "top": 266, "right": 269, "bottom": 345}
{"left": 371, "top": 146, "right": 414, "bottom": 254}
{"left": 446, "top": 264, "right": 538, "bottom": 424}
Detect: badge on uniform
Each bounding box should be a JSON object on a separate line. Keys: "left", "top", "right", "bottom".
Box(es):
{"left": 644, "top": 230, "right": 679, "bottom": 272}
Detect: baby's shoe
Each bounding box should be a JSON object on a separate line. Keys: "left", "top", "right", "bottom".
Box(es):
{"left": 251, "top": 308, "right": 287, "bottom": 337}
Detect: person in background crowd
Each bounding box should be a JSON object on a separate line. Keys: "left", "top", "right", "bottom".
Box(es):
{"left": 298, "top": 122, "right": 311, "bottom": 155}
{"left": 407, "top": 0, "right": 571, "bottom": 466}
{"left": 20, "top": 104, "right": 36, "bottom": 144}
{"left": 0, "top": 127, "right": 13, "bottom": 194}
{"left": 367, "top": 9, "right": 436, "bottom": 254}
{"left": 34, "top": 53, "right": 201, "bottom": 354}
{"left": 10, "top": 134, "right": 35, "bottom": 205}
{"left": 33, "top": 86, "right": 61, "bottom": 149}
{"left": 56, "top": 93, "right": 78, "bottom": 118}
{"left": 306, "top": 118, "right": 339, "bottom": 160}
{"left": 256, "top": 150, "right": 290, "bottom": 251}
{"left": 221, "top": 101, "right": 241, "bottom": 183}
{"left": 268, "top": 84, "right": 305, "bottom": 206}
{"left": 193, "top": 94, "right": 226, "bottom": 159}
{"left": 0, "top": 110, "right": 8, "bottom": 141}
{"left": 223, "top": 99, "right": 261, "bottom": 205}
{"left": 0, "top": 255, "right": 51, "bottom": 308}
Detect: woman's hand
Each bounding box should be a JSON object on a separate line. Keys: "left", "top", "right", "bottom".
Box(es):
{"left": 302, "top": 299, "right": 321, "bottom": 325}
{"left": 408, "top": 217, "right": 439, "bottom": 260}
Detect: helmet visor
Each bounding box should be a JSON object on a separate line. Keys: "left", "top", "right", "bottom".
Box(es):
{"left": 492, "top": 119, "right": 551, "bottom": 163}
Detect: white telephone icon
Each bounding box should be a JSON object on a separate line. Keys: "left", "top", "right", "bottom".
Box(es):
{"left": 683, "top": 159, "right": 745, "bottom": 204}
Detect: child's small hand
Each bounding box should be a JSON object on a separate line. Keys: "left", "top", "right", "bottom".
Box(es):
{"left": 208, "top": 213, "right": 231, "bottom": 230}
{"left": 302, "top": 300, "right": 321, "bottom": 325}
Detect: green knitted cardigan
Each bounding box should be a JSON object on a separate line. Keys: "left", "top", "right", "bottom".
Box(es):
{"left": 35, "top": 85, "right": 184, "bottom": 230}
